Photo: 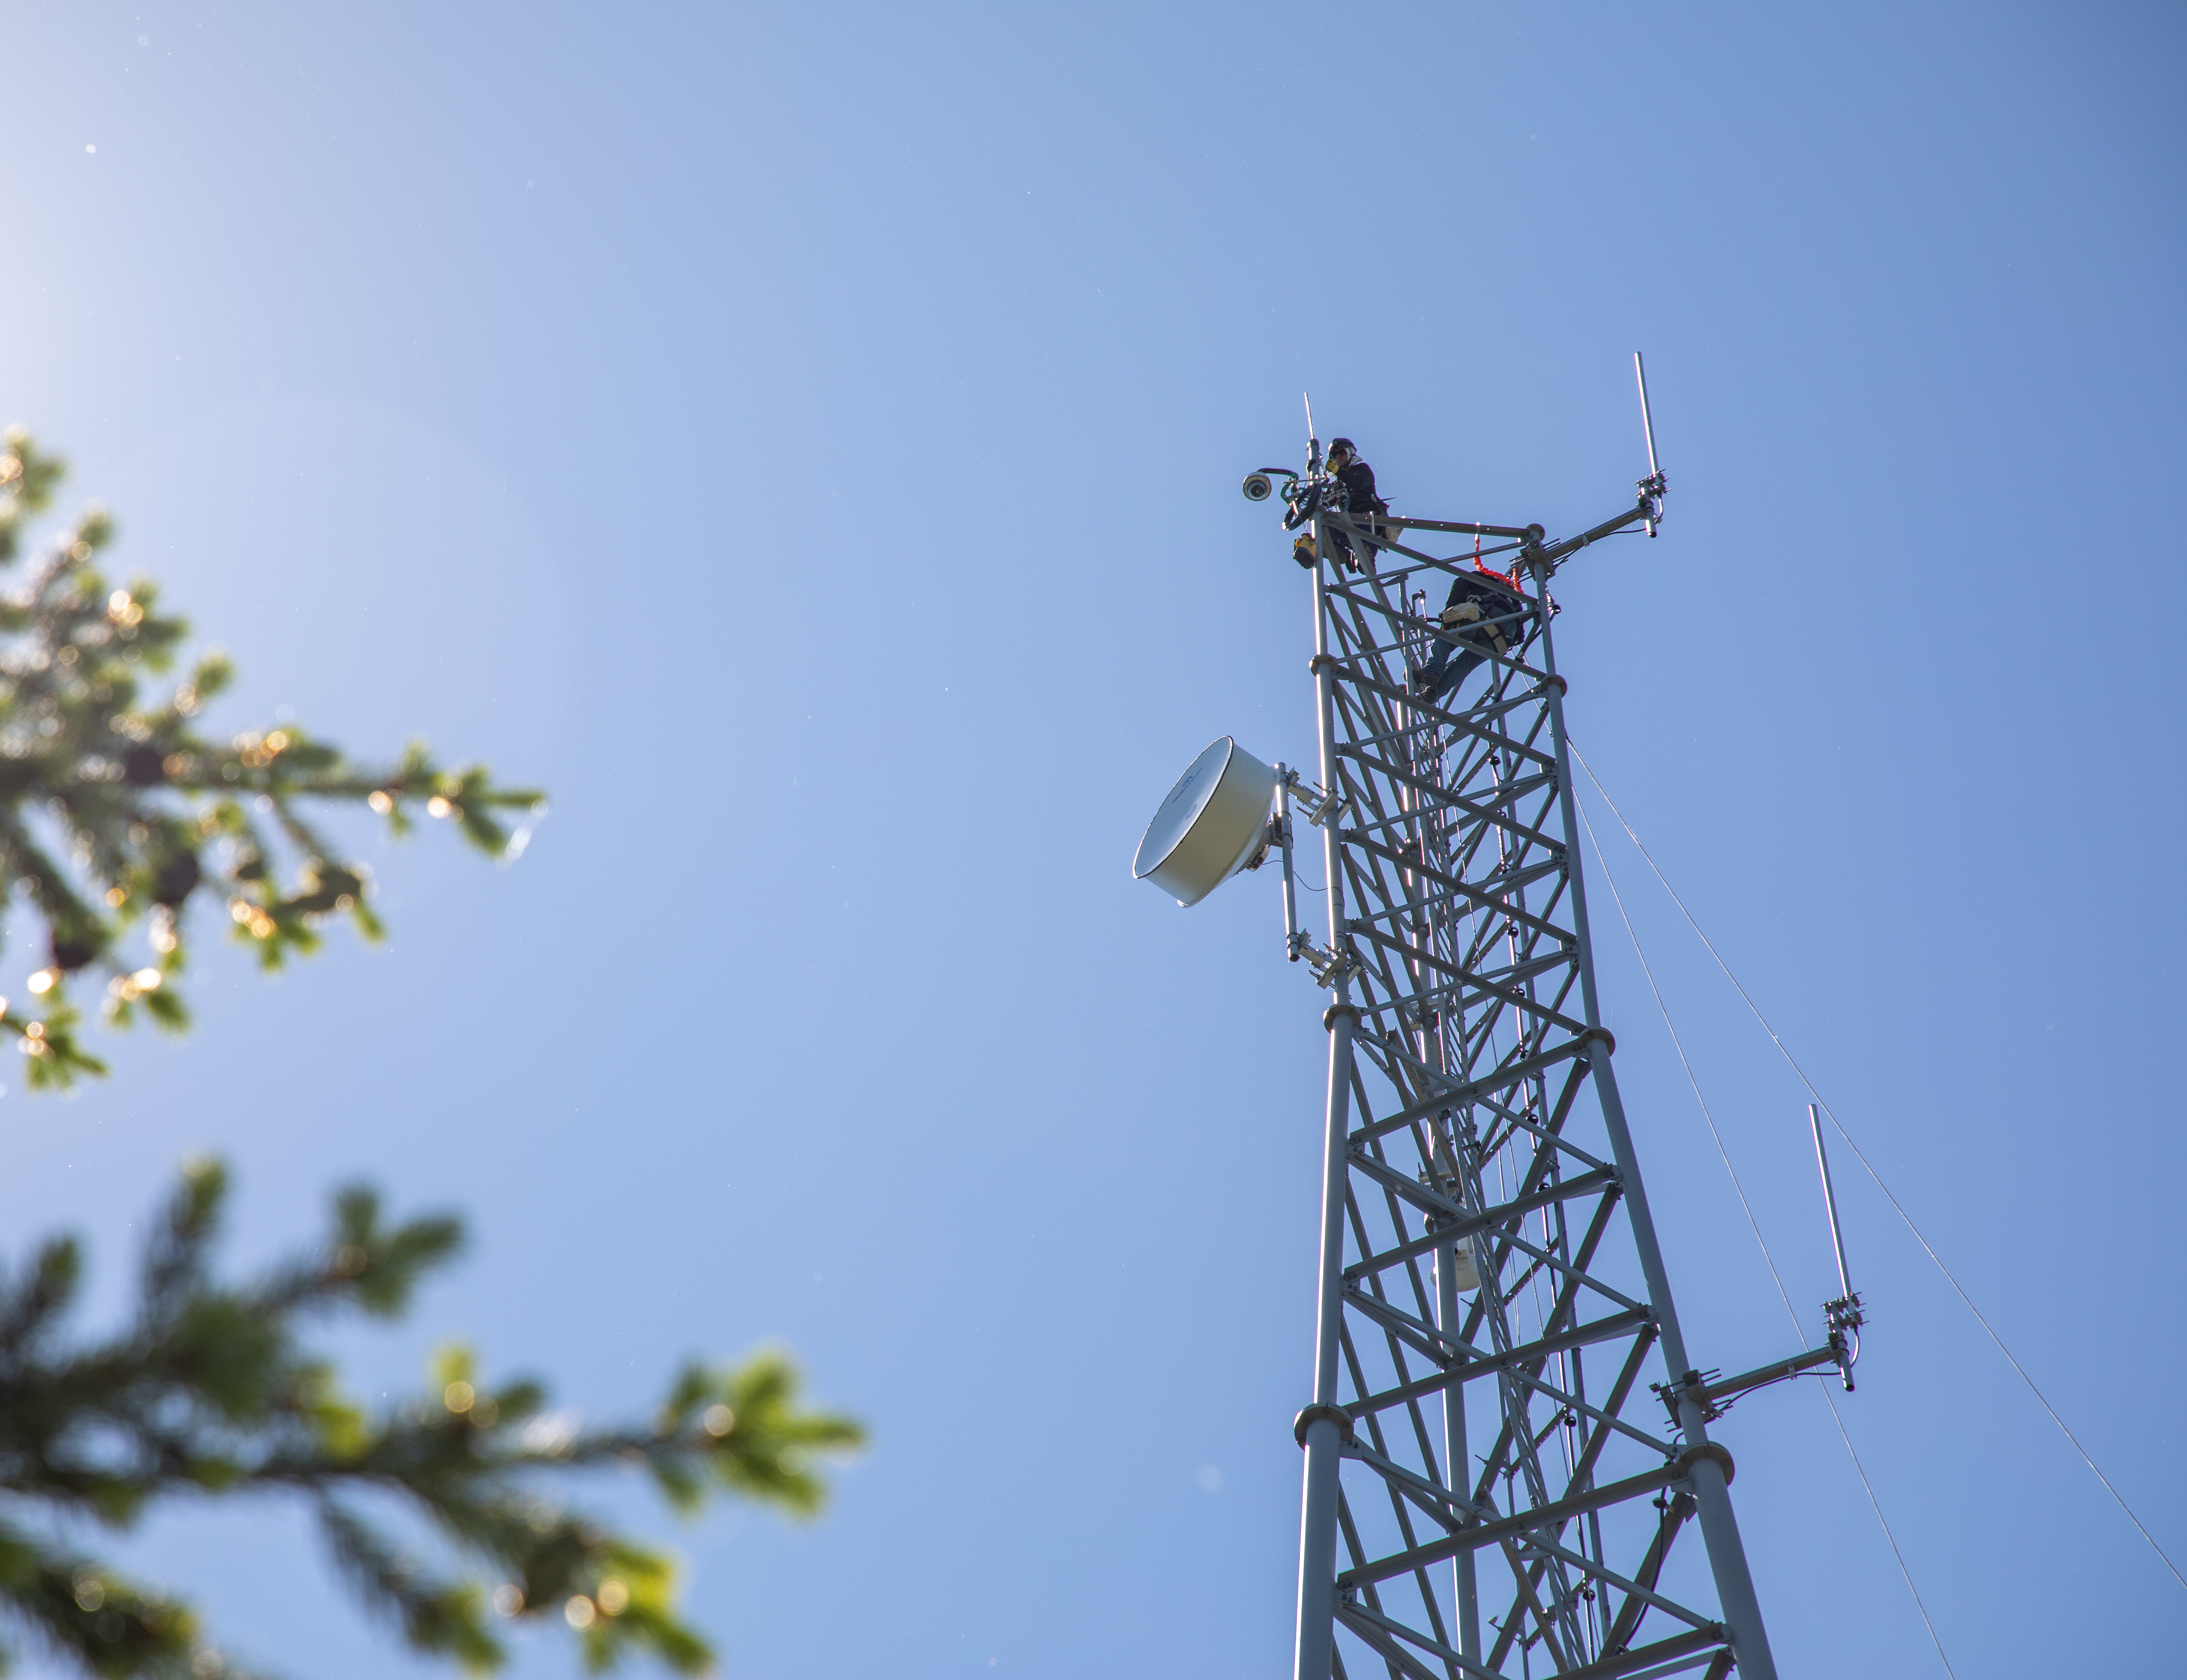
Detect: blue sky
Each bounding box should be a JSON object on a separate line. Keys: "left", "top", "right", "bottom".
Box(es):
{"left": 1, "top": 3, "right": 2183, "bottom": 1676}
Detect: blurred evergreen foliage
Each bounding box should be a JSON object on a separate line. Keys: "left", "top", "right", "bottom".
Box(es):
{"left": 0, "top": 1161, "right": 863, "bottom": 1677}
{"left": 0, "top": 428, "right": 543, "bottom": 1087}
{"left": 0, "top": 435, "right": 865, "bottom": 1674}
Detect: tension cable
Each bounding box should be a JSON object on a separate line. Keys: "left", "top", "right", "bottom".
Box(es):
{"left": 1571, "top": 744, "right": 2187, "bottom": 1601}
{"left": 1575, "top": 784, "right": 1957, "bottom": 1678}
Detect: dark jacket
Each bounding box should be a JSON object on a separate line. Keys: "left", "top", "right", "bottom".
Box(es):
{"left": 1333, "top": 459, "right": 1387, "bottom": 517}
{"left": 1438, "top": 569, "right": 1535, "bottom": 652}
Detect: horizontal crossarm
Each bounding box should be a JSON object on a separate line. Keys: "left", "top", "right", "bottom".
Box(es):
{"left": 1339, "top": 1459, "right": 1689, "bottom": 1587}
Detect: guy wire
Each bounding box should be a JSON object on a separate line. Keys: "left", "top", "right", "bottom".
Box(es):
{"left": 1574, "top": 790, "right": 1957, "bottom": 1677}
{"left": 1570, "top": 744, "right": 2187, "bottom": 1599}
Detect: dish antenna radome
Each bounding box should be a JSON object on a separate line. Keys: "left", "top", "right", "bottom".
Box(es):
{"left": 1132, "top": 737, "right": 1278, "bottom": 907}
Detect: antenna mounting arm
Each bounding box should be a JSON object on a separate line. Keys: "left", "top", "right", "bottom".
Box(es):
{"left": 1531, "top": 492, "right": 1665, "bottom": 573}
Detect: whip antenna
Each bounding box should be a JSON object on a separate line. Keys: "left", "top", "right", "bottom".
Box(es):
{"left": 1810, "top": 1103, "right": 1854, "bottom": 1303}
{"left": 1633, "top": 351, "right": 1666, "bottom": 536}
{"left": 1810, "top": 1102, "right": 1867, "bottom": 1390}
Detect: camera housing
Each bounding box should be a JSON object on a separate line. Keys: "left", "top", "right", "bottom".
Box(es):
{"left": 1241, "top": 472, "right": 1274, "bottom": 502}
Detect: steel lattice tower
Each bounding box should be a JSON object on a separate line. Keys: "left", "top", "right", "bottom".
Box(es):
{"left": 1272, "top": 456, "right": 1782, "bottom": 1680}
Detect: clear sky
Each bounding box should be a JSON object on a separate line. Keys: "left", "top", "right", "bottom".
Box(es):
{"left": 2, "top": 3, "right": 2183, "bottom": 1677}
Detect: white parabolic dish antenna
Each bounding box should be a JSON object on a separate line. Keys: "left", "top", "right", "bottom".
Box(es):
{"left": 1133, "top": 737, "right": 1279, "bottom": 907}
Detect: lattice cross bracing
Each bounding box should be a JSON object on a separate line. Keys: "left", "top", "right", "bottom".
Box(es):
{"left": 1288, "top": 501, "right": 1773, "bottom": 1680}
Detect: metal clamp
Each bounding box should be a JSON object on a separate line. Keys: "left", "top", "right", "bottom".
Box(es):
{"left": 1675, "top": 1442, "right": 1736, "bottom": 1487}
{"left": 1824, "top": 1292, "right": 1867, "bottom": 1392}
{"left": 1654, "top": 1366, "right": 1716, "bottom": 1426}
{"left": 1298, "top": 938, "right": 1360, "bottom": 991}
{"left": 1298, "top": 784, "right": 1346, "bottom": 830}
{"left": 1294, "top": 1403, "right": 1354, "bottom": 1448}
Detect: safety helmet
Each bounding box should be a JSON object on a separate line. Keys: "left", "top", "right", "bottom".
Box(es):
{"left": 1328, "top": 437, "right": 1357, "bottom": 461}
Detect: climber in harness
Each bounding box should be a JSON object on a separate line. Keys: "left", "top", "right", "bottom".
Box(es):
{"left": 1286, "top": 439, "right": 1391, "bottom": 572}
{"left": 1324, "top": 437, "right": 1390, "bottom": 573}
{"left": 1411, "top": 561, "right": 1535, "bottom": 706}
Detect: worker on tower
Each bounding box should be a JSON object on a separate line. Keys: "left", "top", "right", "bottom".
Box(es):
{"left": 1410, "top": 561, "right": 1534, "bottom": 707}
{"left": 1324, "top": 438, "right": 1390, "bottom": 573}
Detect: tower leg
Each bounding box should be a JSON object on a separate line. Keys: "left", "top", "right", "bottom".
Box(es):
{"left": 1531, "top": 579, "right": 1780, "bottom": 1680}
{"left": 1682, "top": 1443, "right": 1774, "bottom": 1680}
{"left": 1436, "top": 1242, "right": 1481, "bottom": 1666}
{"left": 1292, "top": 1001, "right": 1357, "bottom": 1680}
{"left": 1588, "top": 1052, "right": 1780, "bottom": 1680}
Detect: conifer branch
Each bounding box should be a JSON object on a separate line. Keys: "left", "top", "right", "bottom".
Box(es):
{"left": 0, "top": 1162, "right": 863, "bottom": 1677}
{"left": 0, "top": 429, "right": 545, "bottom": 1088}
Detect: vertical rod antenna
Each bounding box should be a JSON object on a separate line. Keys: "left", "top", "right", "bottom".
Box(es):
{"left": 1633, "top": 352, "right": 1660, "bottom": 481}
{"left": 1303, "top": 391, "right": 1320, "bottom": 474}
{"left": 1809, "top": 1102, "right": 1854, "bottom": 1301}
{"left": 1633, "top": 352, "right": 1663, "bottom": 537}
